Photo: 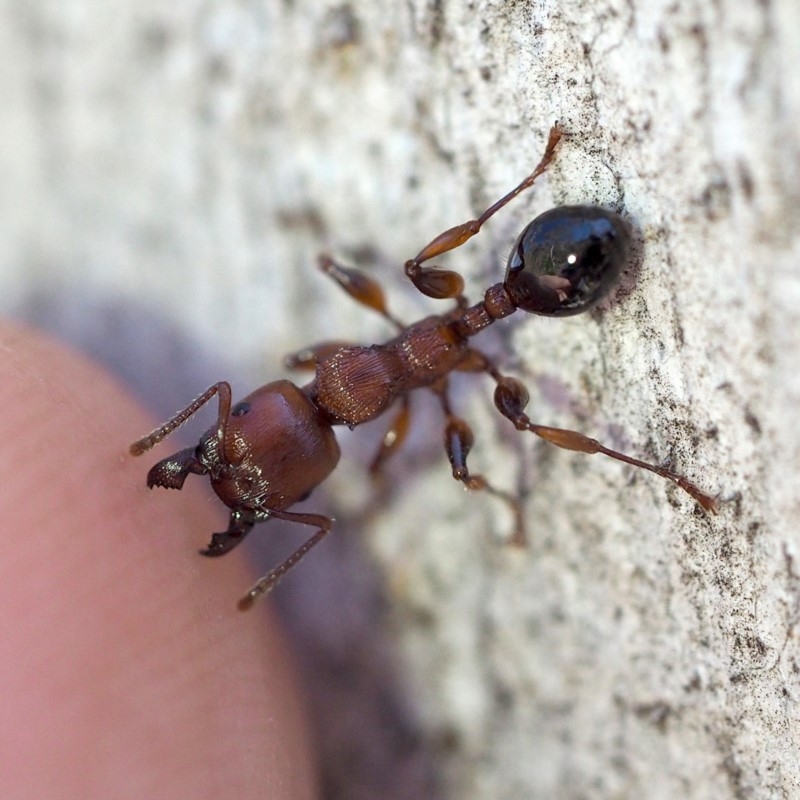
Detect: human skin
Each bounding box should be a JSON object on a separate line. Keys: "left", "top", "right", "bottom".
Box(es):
{"left": 0, "top": 321, "right": 317, "bottom": 799}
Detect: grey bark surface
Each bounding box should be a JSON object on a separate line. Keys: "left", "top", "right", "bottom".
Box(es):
{"left": 2, "top": 1, "right": 799, "bottom": 798}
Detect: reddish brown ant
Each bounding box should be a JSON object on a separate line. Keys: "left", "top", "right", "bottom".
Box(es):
{"left": 130, "top": 125, "right": 717, "bottom": 610}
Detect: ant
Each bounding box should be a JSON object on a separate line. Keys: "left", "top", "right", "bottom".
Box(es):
{"left": 130, "top": 125, "right": 717, "bottom": 610}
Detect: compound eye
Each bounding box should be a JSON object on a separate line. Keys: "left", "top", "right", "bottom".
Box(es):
{"left": 504, "top": 205, "right": 631, "bottom": 316}
{"left": 231, "top": 401, "right": 251, "bottom": 417}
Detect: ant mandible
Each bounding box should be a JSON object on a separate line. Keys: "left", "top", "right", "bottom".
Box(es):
{"left": 130, "top": 125, "right": 717, "bottom": 610}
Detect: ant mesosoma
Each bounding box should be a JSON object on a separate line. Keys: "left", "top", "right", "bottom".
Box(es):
{"left": 131, "top": 125, "right": 717, "bottom": 610}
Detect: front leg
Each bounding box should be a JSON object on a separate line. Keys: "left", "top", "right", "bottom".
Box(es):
{"left": 237, "top": 509, "right": 332, "bottom": 610}
{"left": 146, "top": 447, "right": 208, "bottom": 490}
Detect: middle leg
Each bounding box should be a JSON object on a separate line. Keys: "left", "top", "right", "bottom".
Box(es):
{"left": 433, "top": 378, "right": 527, "bottom": 546}
{"left": 317, "top": 254, "right": 405, "bottom": 331}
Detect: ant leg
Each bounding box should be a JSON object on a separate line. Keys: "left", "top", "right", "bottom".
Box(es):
{"left": 284, "top": 340, "right": 355, "bottom": 371}
{"left": 492, "top": 374, "right": 719, "bottom": 513}
{"left": 318, "top": 254, "right": 405, "bottom": 331}
{"left": 287, "top": 251, "right": 418, "bottom": 368}
{"left": 237, "top": 509, "right": 333, "bottom": 610}
{"left": 435, "top": 382, "right": 527, "bottom": 545}
{"left": 405, "top": 124, "right": 563, "bottom": 299}
{"left": 130, "top": 381, "right": 236, "bottom": 462}
{"left": 369, "top": 395, "right": 412, "bottom": 474}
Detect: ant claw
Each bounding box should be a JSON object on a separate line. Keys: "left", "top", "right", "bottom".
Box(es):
{"left": 145, "top": 448, "right": 201, "bottom": 490}
{"left": 200, "top": 520, "right": 253, "bottom": 557}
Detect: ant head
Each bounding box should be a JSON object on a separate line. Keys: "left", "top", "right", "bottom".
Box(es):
{"left": 205, "top": 380, "right": 341, "bottom": 511}
{"left": 504, "top": 205, "right": 631, "bottom": 317}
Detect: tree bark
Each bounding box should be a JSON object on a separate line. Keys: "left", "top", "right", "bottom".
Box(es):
{"left": 2, "top": 1, "right": 798, "bottom": 798}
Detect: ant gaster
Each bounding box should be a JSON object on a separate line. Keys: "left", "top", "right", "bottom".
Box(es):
{"left": 130, "top": 126, "right": 717, "bottom": 610}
